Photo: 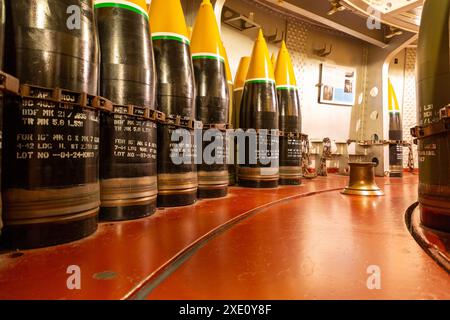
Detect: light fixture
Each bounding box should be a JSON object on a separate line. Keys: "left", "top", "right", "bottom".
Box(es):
{"left": 327, "top": 0, "right": 346, "bottom": 16}
{"left": 385, "top": 26, "right": 403, "bottom": 39}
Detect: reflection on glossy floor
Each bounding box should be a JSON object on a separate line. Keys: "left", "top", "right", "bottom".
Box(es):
{"left": 0, "top": 174, "right": 449, "bottom": 300}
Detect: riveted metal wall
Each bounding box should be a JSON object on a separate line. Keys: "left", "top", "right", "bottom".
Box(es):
{"left": 285, "top": 18, "right": 309, "bottom": 109}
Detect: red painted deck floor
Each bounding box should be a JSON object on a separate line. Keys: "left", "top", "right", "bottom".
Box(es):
{"left": 0, "top": 174, "right": 449, "bottom": 300}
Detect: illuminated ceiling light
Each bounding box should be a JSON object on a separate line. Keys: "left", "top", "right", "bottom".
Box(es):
{"left": 327, "top": 0, "right": 346, "bottom": 16}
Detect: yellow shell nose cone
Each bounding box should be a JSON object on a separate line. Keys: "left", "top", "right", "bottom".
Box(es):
{"left": 274, "top": 41, "right": 297, "bottom": 88}
{"left": 246, "top": 29, "right": 275, "bottom": 83}
{"left": 271, "top": 53, "right": 277, "bottom": 69}
{"left": 388, "top": 79, "right": 400, "bottom": 112}
{"left": 149, "top": 0, "right": 190, "bottom": 44}
{"left": 190, "top": 0, "right": 224, "bottom": 60}
{"left": 234, "top": 56, "right": 251, "bottom": 90}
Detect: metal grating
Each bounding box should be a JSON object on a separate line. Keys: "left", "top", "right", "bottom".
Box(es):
{"left": 285, "top": 18, "right": 309, "bottom": 109}
{"left": 402, "top": 47, "right": 418, "bottom": 169}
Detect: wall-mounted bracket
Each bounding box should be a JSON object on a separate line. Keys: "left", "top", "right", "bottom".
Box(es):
{"left": 222, "top": 6, "right": 261, "bottom": 31}
{"left": 265, "top": 28, "right": 285, "bottom": 44}
{"left": 314, "top": 44, "right": 333, "bottom": 57}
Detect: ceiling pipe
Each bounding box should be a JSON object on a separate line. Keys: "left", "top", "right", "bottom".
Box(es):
{"left": 327, "top": 0, "right": 346, "bottom": 16}
{"left": 253, "top": 0, "right": 389, "bottom": 48}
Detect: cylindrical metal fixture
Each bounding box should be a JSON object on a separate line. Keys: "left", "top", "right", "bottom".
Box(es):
{"left": 274, "top": 42, "right": 302, "bottom": 185}
{"left": 193, "top": 56, "right": 229, "bottom": 125}
{"left": 95, "top": 0, "right": 155, "bottom": 107}
{"left": 389, "top": 114, "right": 403, "bottom": 178}
{"left": 152, "top": 38, "right": 198, "bottom": 205}
{"left": 193, "top": 56, "right": 229, "bottom": 198}
{"left": 278, "top": 89, "right": 302, "bottom": 185}
{"left": 227, "top": 94, "right": 235, "bottom": 186}
{"left": 157, "top": 116, "right": 199, "bottom": 207}
{"left": 388, "top": 79, "right": 403, "bottom": 178}
{"left": 2, "top": 0, "right": 101, "bottom": 248}
{"left": 150, "top": 0, "right": 198, "bottom": 206}
{"left": 233, "top": 89, "right": 244, "bottom": 130}
{"left": 232, "top": 88, "right": 243, "bottom": 186}
{"left": 95, "top": 1, "right": 158, "bottom": 220}
{"left": 1, "top": 85, "right": 111, "bottom": 249}
{"left": 233, "top": 57, "right": 251, "bottom": 131}
{"left": 5, "top": 0, "right": 99, "bottom": 95}
{"left": 100, "top": 106, "right": 160, "bottom": 221}
{"left": 152, "top": 36, "right": 195, "bottom": 119}
{"left": 224, "top": 48, "right": 235, "bottom": 186}
{"left": 342, "top": 162, "right": 384, "bottom": 196}
{"left": 239, "top": 81, "right": 279, "bottom": 188}
{"left": 233, "top": 57, "right": 250, "bottom": 186}
{"left": 416, "top": 0, "right": 450, "bottom": 232}
{"left": 198, "top": 124, "right": 229, "bottom": 198}
{"left": 238, "top": 31, "right": 279, "bottom": 188}
{"left": 279, "top": 132, "right": 303, "bottom": 185}
{"left": 190, "top": 0, "right": 229, "bottom": 198}
{"left": 240, "top": 83, "right": 278, "bottom": 130}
